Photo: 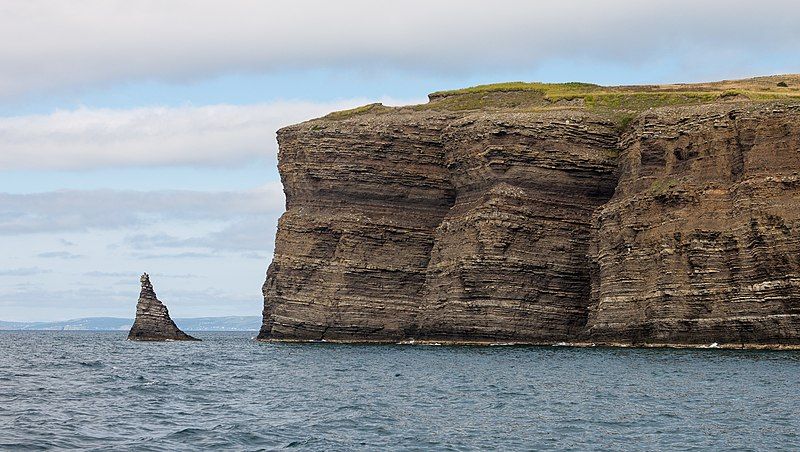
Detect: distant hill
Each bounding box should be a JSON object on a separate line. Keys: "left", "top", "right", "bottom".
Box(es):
{"left": 0, "top": 316, "right": 261, "bottom": 331}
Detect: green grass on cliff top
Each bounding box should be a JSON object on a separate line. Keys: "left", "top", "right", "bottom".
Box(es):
{"left": 322, "top": 75, "right": 800, "bottom": 120}
{"left": 323, "top": 103, "right": 384, "bottom": 120}
{"left": 429, "top": 81, "right": 603, "bottom": 98}
{"left": 427, "top": 79, "right": 800, "bottom": 111}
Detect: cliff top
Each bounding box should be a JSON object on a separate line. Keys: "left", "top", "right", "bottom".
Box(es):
{"left": 315, "top": 74, "right": 800, "bottom": 126}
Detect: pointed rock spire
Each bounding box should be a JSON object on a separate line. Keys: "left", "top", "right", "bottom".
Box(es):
{"left": 127, "top": 273, "right": 199, "bottom": 341}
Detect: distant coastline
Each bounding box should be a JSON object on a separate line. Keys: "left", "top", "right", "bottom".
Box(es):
{"left": 0, "top": 316, "right": 260, "bottom": 332}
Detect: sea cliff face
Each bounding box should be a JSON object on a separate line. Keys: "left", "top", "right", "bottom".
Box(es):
{"left": 415, "top": 112, "right": 618, "bottom": 342}
{"left": 588, "top": 103, "right": 800, "bottom": 346}
{"left": 262, "top": 111, "right": 457, "bottom": 341}
{"left": 260, "top": 76, "right": 800, "bottom": 347}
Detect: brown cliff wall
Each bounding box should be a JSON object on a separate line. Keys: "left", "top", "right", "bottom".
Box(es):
{"left": 259, "top": 76, "right": 800, "bottom": 347}
{"left": 262, "top": 112, "right": 457, "bottom": 341}
{"left": 416, "top": 112, "right": 618, "bottom": 342}
{"left": 587, "top": 104, "right": 800, "bottom": 346}
{"left": 260, "top": 109, "right": 620, "bottom": 343}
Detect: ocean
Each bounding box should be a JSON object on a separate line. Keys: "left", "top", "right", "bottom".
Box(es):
{"left": 2, "top": 331, "right": 799, "bottom": 450}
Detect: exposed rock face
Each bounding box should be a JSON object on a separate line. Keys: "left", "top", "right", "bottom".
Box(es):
{"left": 415, "top": 112, "right": 618, "bottom": 342}
{"left": 261, "top": 111, "right": 618, "bottom": 342}
{"left": 587, "top": 104, "right": 800, "bottom": 346}
{"left": 262, "top": 112, "right": 457, "bottom": 341}
{"left": 260, "top": 76, "right": 800, "bottom": 347}
{"left": 128, "top": 273, "right": 199, "bottom": 341}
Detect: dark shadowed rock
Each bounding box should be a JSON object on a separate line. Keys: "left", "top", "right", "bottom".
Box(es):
{"left": 127, "top": 273, "right": 199, "bottom": 341}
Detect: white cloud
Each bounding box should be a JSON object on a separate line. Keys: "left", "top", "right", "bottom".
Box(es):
{"left": 0, "top": 100, "right": 378, "bottom": 170}
{"left": 136, "top": 251, "right": 219, "bottom": 260}
{"left": 83, "top": 271, "right": 198, "bottom": 278}
{"left": 1, "top": 0, "right": 799, "bottom": 98}
{"left": 0, "top": 267, "right": 52, "bottom": 276}
{"left": 0, "top": 184, "right": 284, "bottom": 234}
{"left": 36, "top": 251, "right": 83, "bottom": 259}
{"left": 125, "top": 215, "right": 277, "bottom": 253}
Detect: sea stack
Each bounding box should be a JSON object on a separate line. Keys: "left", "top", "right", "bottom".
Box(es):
{"left": 127, "top": 273, "right": 199, "bottom": 341}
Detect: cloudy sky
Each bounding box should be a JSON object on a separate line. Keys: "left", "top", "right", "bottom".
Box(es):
{"left": 2, "top": 0, "right": 800, "bottom": 321}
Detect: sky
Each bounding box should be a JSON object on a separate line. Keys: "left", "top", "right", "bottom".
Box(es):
{"left": 2, "top": 0, "right": 800, "bottom": 321}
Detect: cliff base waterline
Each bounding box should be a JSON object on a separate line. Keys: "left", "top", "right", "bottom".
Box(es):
{"left": 256, "top": 337, "right": 800, "bottom": 350}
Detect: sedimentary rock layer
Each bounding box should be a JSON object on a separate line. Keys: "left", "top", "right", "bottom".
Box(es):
{"left": 260, "top": 76, "right": 800, "bottom": 347}
{"left": 587, "top": 104, "right": 800, "bottom": 346}
{"left": 262, "top": 112, "right": 458, "bottom": 341}
{"left": 416, "top": 112, "right": 618, "bottom": 342}
{"left": 128, "top": 273, "right": 199, "bottom": 341}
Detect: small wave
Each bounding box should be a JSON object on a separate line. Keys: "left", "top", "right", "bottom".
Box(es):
{"left": 285, "top": 438, "right": 316, "bottom": 448}
{"left": 78, "top": 360, "right": 103, "bottom": 368}
{"left": 697, "top": 342, "right": 721, "bottom": 349}
{"left": 130, "top": 375, "right": 159, "bottom": 388}
{"left": 167, "top": 427, "right": 208, "bottom": 439}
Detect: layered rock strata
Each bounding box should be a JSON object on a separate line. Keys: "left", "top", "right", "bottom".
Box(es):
{"left": 262, "top": 112, "right": 457, "bottom": 341}
{"left": 260, "top": 76, "right": 800, "bottom": 347}
{"left": 128, "top": 273, "right": 199, "bottom": 341}
{"left": 415, "top": 112, "right": 619, "bottom": 342}
{"left": 588, "top": 104, "right": 800, "bottom": 346}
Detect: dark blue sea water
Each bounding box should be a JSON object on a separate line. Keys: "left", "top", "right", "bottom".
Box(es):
{"left": 1, "top": 331, "right": 799, "bottom": 451}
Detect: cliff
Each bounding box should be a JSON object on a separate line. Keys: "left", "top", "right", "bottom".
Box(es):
{"left": 128, "top": 273, "right": 200, "bottom": 341}
{"left": 260, "top": 75, "right": 800, "bottom": 348}
{"left": 588, "top": 103, "right": 800, "bottom": 347}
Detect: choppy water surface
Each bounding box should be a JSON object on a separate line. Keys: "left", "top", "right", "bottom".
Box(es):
{"left": 1, "top": 332, "right": 799, "bottom": 451}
